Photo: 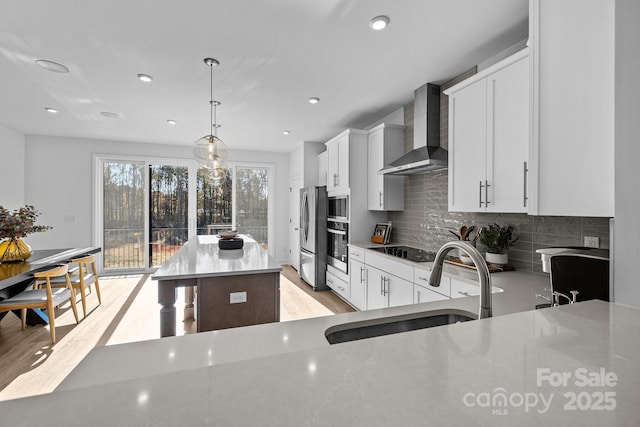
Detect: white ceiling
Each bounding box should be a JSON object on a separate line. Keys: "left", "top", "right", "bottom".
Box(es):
{"left": 0, "top": 0, "right": 528, "bottom": 153}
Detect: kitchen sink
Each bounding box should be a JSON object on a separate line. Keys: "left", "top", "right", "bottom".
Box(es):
{"left": 325, "top": 310, "right": 476, "bottom": 345}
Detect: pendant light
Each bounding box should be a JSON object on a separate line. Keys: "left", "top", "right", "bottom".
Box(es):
{"left": 193, "top": 58, "right": 228, "bottom": 184}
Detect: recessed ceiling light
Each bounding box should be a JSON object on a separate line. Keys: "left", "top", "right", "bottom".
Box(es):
{"left": 283, "top": 130, "right": 291, "bottom": 135}
{"left": 35, "top": 59, "right": 70, "bottom": 73}
{"left": 44, "top": 107, "right": 59, "bottom": 114}
{"left": 100, "top": 111, "right": 123, "bottom": 119}
{"left": 167, "top": 119, "right": 177, "bottom": 125}
{"left": 369, "top": 15, "right": 390, "bottom": 31}
{"left": 137, "top": 73, "right": 153, "bottom": 82}
{"left": 308, "top": 97, "right": 320, "bottom": 104}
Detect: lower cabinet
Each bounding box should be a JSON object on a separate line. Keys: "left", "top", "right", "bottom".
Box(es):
{"left": 414, "top": 284, "right": 449, "bottom": 304}
{"left": 326, "top": 269, "right": 349, "bottom": 300}
{"left": 365, "top": 265, "right": 414, "bottom": 310}
{"left": 348, "top": 259, "right": 367, "bottom": 311}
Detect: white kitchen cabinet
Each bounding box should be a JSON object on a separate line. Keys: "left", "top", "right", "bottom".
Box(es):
{"left": 325, "top": 129, "right": 368, "bottom": 193}
{"left": 326, "top": 269, "right": 349, "bottom": 301}
{"left": 367, "top": 124, "right": 405, "bottom": 211}
{"left": 348, "top": 246, "right": 367, "bottom": 310}
{"left": 414, "top": 284, "right": 449, "bottom": 304}
{"left": 318, "top": 151, "right": 327, "bottom": 187}
{"left": 446, "top": 49, "right": 529, "bottom": 213}
{"left": 528, "top": 0, "right": 614, "bottom": 217}
{"left": 365, "top": 265, "right": 413, "bottom": 310}
{"left": 414, "top": 267, "right": 450, "bottom": 298}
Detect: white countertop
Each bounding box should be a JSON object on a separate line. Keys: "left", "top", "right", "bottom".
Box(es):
{"left": 58, "top": 244, "right": 551, "bottom": 391}
{"left": 4, "top": 300, "right": 639, "bottom": 426}
{"left": 150, "top": 235, "right": 281, "bottom": 281}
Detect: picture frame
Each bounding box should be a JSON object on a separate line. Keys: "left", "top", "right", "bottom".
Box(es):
{"left": 373, "top": 222, "right": 392, "bottom": 244}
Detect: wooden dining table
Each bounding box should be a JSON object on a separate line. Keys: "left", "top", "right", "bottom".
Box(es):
{"left": 0, "top": 247, "right": 101, "bottom": 324}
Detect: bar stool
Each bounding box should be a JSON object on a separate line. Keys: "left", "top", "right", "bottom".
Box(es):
{"left": 0, "top": 264, "right": 79, "bottom": 344}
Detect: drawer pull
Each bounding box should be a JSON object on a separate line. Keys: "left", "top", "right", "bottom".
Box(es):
{"left": 458, "top": 291, "right": 470, "bottom": 296}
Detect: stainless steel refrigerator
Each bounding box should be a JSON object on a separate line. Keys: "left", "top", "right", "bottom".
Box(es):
{"left": 299, "top": 186, "right": 328, "bottom": 290}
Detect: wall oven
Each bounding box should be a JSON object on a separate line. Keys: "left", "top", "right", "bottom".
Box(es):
{"left": 328, "top": 195, "right": 348, "bottom": 221}
{"left": 327, "top": 220, "right": 348, "bottom": 273}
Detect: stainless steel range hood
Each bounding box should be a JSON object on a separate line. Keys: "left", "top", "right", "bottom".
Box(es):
{"left": 379, "top": 83, "right": 447, "bottom": 175}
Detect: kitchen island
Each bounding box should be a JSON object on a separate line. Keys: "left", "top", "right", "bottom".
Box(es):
{"left": 151, "top": 235, "right": 282, "bottom": 336}
{"left": 3, "top": 300, "right": 638, "bottom": 426}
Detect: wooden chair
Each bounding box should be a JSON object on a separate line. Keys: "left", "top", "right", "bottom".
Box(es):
{"left": 45, "top": 254, "right": 101, "bottom": 317}
{"left": 0, "top": 264, "right": 79, "bottom": 344}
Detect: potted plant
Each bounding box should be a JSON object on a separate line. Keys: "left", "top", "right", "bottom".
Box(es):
{"left": 478, "top": 223, "right": 518, "bottom": 265}
{"left": 0, "top": 205, "right": 52, "bottom": 263}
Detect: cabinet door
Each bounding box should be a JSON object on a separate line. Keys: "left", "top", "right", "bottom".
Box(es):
{"left": 414, "top": 284, "right": 449, "bottom": 304}
{"left": 387, "top": 274, "right": 414, "bottom": 308}
{"left": 326, "top": 142, "right": 340, "bottom": 190}
{"left": 486, "top": 55, "right": 529, "bottom": 213}
{"left": 318, "top": 152, "right": 328, "bottom": 187}
{"left": 365, "top": 266, "right": 387, "bottom": 310}
{"left": 448, "top": 79, "right": 487, "bottom": 212}
{"left": 368, "top": 129, "right": 385, "bottom": 210}
{"left": 337, "top": 135, "right": 350, "bottom": 190}
{"left": 529, "top": 0, "right": 614, "bottom": 216}
{"left": 349, "top": 259, "right": 366, "bottom": 310}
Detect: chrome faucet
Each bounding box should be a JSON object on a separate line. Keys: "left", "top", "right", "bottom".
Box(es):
{"left": 429, "top": 241, "right": 492, "bottom": 319}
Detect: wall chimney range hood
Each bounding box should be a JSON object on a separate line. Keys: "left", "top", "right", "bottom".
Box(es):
{"left": 378, "top": 83, "right": 447, "bottom": 175}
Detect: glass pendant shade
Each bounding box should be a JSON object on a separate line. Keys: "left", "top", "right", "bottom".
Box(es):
{"left": 193, "top": 134, "right": 228, "bottom": 170}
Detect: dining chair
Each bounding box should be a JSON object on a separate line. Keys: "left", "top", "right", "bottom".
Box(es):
{"left": 45, "top": 254, "right": 101, "bottom": 318}
{"left": 0, "top": 264, "right": 79, "bottom": 344}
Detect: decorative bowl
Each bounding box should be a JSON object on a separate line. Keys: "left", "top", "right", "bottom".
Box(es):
{"left": 218, "top": 230, "right": 238, "bottom": 239}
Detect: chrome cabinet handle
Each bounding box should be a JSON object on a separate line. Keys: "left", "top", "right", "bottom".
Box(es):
{"left": 382, "top": 277, "right": 388, "bottom": 296}
{"left": 333, "top": 173, "right": 338, "bottom": 187}
{"left": 523, "top": 161, "right": 528, "bottom": 208}
{"left": 484, "top": 180, "right": 490, "bottom": 206}
{"left": 458, "top": 291, "right": 470, "bottom": 296}
{"left": 417, "top": 276, "right": 429, "bottom": 281}
{"left": 416, "top": 290, "right": 421, "bottom": 303}
{"left": 360, "top": 266, "right": 364, "bottom": 283}
{"left": 380, "top": 276, "right": 384, "bottom": 295}
{"left": 379, "top": 191, "right": 383, "bottom": 208}
{"left": 479, "top": 181, "right": 484, "bottom": 208}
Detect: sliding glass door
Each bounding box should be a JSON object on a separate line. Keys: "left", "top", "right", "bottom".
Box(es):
{"left": 96, "top": 156, "right": 273, "bottom": 273}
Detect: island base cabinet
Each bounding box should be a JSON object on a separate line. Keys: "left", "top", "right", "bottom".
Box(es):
{"left": 196, "top": 272, "right": 280, "bottom": 332}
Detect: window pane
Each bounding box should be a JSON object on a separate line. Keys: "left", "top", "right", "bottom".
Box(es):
{"left": 196, "top": 168, "right": 233, "bottom": 235}
{"left": 103, "top": 161, "right": 145, "bottom": 270}
{"left": 149, "top": 165, "right": 189, "bottom": 267}
{"left": 235, "top": 167, "right": 269, "bottom": 247}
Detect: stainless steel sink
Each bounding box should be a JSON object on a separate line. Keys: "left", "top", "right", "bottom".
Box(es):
{"left": 325, "top": 310, "right": 476, "bottom": 345}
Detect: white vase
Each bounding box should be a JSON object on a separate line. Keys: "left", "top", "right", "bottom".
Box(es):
{"left": 486, "top": 252, "right": 508, "bottom": 266}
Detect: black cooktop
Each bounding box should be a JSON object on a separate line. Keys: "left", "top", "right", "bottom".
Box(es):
{"left": 369, "top": 246, "right": 437, "bottom": 263}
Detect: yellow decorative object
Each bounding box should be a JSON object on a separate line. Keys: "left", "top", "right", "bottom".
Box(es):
{"left": 0, "top": 238, "right": 32, "bottom": 263}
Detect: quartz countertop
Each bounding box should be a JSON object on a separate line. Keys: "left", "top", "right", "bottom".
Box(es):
{"left": 150, "top": 235, "right": 281, "bottom": 281}
{"left": 58, "top": 242, "right": 551, "bottom": 391}
{"left": 4, "top": 300, "right": 639, "bottom": 426}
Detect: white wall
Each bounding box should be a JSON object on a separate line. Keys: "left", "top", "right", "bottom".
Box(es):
{"left": 613, "top": 0, "right": 640, "bottom": 307}
{"left": 23, "top": 135, "right": 290, "bottom": 263}
{"left": 0, "top": 124, "right": 26, "bottom": 209}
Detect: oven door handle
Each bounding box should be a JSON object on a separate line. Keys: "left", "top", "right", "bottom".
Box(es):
{"left": 327, "top": 228, "right": 347, "bottom": 236}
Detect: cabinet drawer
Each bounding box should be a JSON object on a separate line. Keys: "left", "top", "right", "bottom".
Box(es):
{"left": 414, "top": 284, "right": 450, "bottom": 304}
{"left": 450, "top": 277, "right": 503, "bottom": 299}
{"left": 364, "top": 251, "right": 413, "bottom": 282}
{"left": 327, "top": 270, "right": 350, "bottom": 300}
{"left": 414, "top": 267, "right": 451, "bottom": 297}
{"left": 348, "top": 245, "right": 366, "bottom": 261}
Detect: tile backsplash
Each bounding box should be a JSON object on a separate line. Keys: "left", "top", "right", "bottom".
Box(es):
{"left": 388, "top": 94, "right": 610, "bottom": 274}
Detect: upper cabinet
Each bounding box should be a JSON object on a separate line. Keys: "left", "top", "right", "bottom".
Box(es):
{"left": 446, "top": 49, "right": 529, "bottom": 213}
{"left": 325, "top": 129, "right": 368, "bottom": 193}
{"left": 528, "top": 0, "right": 614, "bottom": 217}
{"left": 318, "top": 151, "right": 328, "bottom": 187}
{"left": 367, "top": 124, "right": 405, "bottom": 211}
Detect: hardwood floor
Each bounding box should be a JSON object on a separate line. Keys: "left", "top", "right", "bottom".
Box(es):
{"left": 0, "top": 265, "right": 352, "bottom": 401}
